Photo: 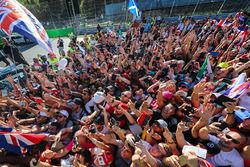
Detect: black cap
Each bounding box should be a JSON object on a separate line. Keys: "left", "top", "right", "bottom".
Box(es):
{"left": 73, "top": 98, "right": 83, "bottom": 105}
{"left": 199, "top": 140, "right": 221, "bottom": 155}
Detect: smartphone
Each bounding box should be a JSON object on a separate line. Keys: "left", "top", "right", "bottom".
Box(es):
{"left": 1, "top": 89, "right": 8, "bottom": 97}
{"left": 215, "top": 121, "right": 228, "bottom": 131}
{"left": 170, "top": 63, "right": 177, "bottom": 68}
{"left": 146, "top": 96, "right": 153, "bottom": 104}
{"left": 213, "top": 95, "right": 236, "bottom": 107}
{"left": 88, "top": 124, "right": 97, "bottom": 133}
{"left": 182, "top": 145, "right": 207, "bottom": 159}
{"left": 134, "top": 135, "right": 141, "bottom": 142}
{"left": 184, "top": 106, "right": 195, "bottom": 113}
{"left": 110, "top": 118, "right": 119, "bottom": 127}
{"left": 111, "top": 74, "right": 117, "bottom": 81}
{"left": 183, "top": 116, "right": 192, "bottom": 126}
{"left": 239, "top": 58, "right": 248, "bottom": 63}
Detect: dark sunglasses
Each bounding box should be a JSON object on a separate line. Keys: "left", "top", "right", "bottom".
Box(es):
{"left": 122, "top": 93, "right": 129, "bottom": 98}
{"left": 82, "top": 92, "right": 88, "bottom": 96}
{"left": 225, "top": 134, "right": 240, "bottom": 144}
{"left": 57, "top": 114, "right": 64, "bottom": 118}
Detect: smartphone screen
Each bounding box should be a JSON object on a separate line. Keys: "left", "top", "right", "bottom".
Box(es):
{"left": 1, "top": 89, "right": 8, "bottom": 97}
{"left": 146, "top": 96, "right": 153, "bottom": 104}
{"left": 182, "top": 145, "right": 207, "bottom": 159}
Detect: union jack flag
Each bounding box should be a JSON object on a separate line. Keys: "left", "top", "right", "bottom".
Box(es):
{"left": 0, "top": 131, "right": 47, "bottom": 154}
{"left": 0, "top": 0, "right": 52, "bottom": 52}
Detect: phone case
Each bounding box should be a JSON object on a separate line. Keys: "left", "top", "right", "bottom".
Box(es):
{"left": 182, "top": 145, "right": 207, "bottom": 159}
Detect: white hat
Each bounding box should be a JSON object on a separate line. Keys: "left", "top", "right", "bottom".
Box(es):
{"left": 59, "top": 110, "right": 69, "bottom": 118}
{"left": 39, "top": 111, "right": 48, "bottom": 117}
{"left": 93, "top": 91, "right": 105, "bottom": 104}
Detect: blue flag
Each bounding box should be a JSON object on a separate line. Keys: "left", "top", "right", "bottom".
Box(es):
{"left": 128, "top": 0, "right": 139, "bottom": 17}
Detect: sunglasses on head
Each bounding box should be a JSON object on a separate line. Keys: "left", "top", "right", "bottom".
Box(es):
{"left": 225, "top": 134, "right": 240, "bottom": 144}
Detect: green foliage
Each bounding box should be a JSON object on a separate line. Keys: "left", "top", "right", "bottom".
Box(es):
{"left": 18, "top": 0, "right": 40, "bottom": 7}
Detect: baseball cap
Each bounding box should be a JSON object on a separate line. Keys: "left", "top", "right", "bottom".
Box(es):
{"left": 73, "top": 98, "right": 83, "bottom": 105}
{"left": 59, "top": 110, "right": 69, "bottom": 118}
{"left": 217, "top": 62, "right": 229, "bottom": 68}
{"left": 154, "top": 119, "right": 168, "bottom": 128}
{"left": 94, "top": 116, "right": 104, "bottom": 125}
{"left": 93, "top": 91, "right": 105, "bottom": 104}
{"left": 199, "top": 140, "right": 220, "bottom": 155}
{"left": 129, "top": 124, "right": 142, "bottom": 136}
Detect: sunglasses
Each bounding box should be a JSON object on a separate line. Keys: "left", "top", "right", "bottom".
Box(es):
{"left": 225, "top": 134, "right": 240, "bottom": 144}
{"left": 82, "top": 92, "right": 88, "bottom": 96}
{"left": 122, "top": 93, "right": 129, "bottom": 98}
{"left": 57, "top": 114, "right": 64, "bottom": 118}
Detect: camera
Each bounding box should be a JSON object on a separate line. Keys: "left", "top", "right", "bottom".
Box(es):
{"left": 88, "top": 124, "right": 97, "bottom": 133}
{"left": 184, "top": 105, "right": 195, "bottom": 113}
{"left": 110, "top": 118, "right": 119, "bottom": 127}
{"left": 111, "top": 74, "right": 117, "bottom": 81}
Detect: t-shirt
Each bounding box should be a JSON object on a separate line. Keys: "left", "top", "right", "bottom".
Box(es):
{"left": 207, "top": 135, "right": 244, "bottom": 167}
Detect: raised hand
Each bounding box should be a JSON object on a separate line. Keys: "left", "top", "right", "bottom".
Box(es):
{"left": 223, "top": 100, "right": 238, "bottom": 114}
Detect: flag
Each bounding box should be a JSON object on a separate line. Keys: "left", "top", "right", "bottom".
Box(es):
{"left": 0, "top": 126, "right": 13, "bottom": 132}
{"left": 196, "top": 55, "right": 213, "bottom": 81}
{"left": 128, "top": 0, "right": 139, "bottom": 17}
{"left": 235, "top": 25, "right": 248, "bottom": 47}
{"left": 0, "top": 132, "right": 47, "bottom": 154}
{"left": 217, "top": 19, "right": 232, "bottom": 28}
{"left": 223, "top": 72, "right": 249, "bottom": 98}
{"left": 0, "top": 0, "right": 52, "bottom": 52}
{"left": 224, "top": 81, "right": 250, "bottom": 98}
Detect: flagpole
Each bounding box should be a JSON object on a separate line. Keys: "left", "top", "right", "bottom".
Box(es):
{"left": 217, "top": 0, "right": 227, "bottom": 14}
{"left": 191, "top": 0, "right": 200, "bottom": 17}
{"left": 125, "top": 0, "right": 128, "bottom": 23}
{"left": 169, "top": 0, "right": 175, "bottom": 17}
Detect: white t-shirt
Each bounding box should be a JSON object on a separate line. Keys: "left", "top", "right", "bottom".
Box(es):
{"left": 207, "top": 135, "right": 244, "bottom": 167}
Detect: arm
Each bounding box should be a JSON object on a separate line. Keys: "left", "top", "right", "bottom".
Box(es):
{"left": 89, "top": 137, "right": 112, "bottom": 152}
{"left": 191, "top": 103, "right": 215, "bottom": 138}
{"left": 121, "top": 108, "right": 135, "bottom": 125}
{"left": 147, "top": 81, "right": 160, "bottom": 93}
{"left": 135, "top": 142, "right": 159, "bottom": 167}
{"left": 176, "top": 122, "right": 190, "bottom": 148}
{"left": 117, "top": 75, "right": 131, "bottom": 85}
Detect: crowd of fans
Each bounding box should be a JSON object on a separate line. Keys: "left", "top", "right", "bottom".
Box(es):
{"left": 0, "top": 10, "right": 249, "bottom": 167}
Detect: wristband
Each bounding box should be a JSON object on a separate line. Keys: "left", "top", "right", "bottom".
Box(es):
{"left": 227, "top": 111, "right": 235, "bottom": 115}
{"left": 167, "top": 141, "right": 175, "bottom": 144}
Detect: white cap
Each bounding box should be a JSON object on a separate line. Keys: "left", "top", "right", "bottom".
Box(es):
{"left": 39, "top": 111, "right": 48, "bottom": 117}
{"left": 59, "top": 110, "right": 69, "bottom": 118}
{"left": 93, "top": 91, "right": 105, "bottom": 104}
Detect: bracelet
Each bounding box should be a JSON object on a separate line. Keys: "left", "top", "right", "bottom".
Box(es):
{"left": 227, "top": 111, "right": 235, "bottom": 115}
{"left": 167, "top": 141, "right": 175, "bottom": 144}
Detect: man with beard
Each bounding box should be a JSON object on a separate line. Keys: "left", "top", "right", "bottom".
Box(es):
{"left": 199, "top": 125, "right": 246, "bottom": 167}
